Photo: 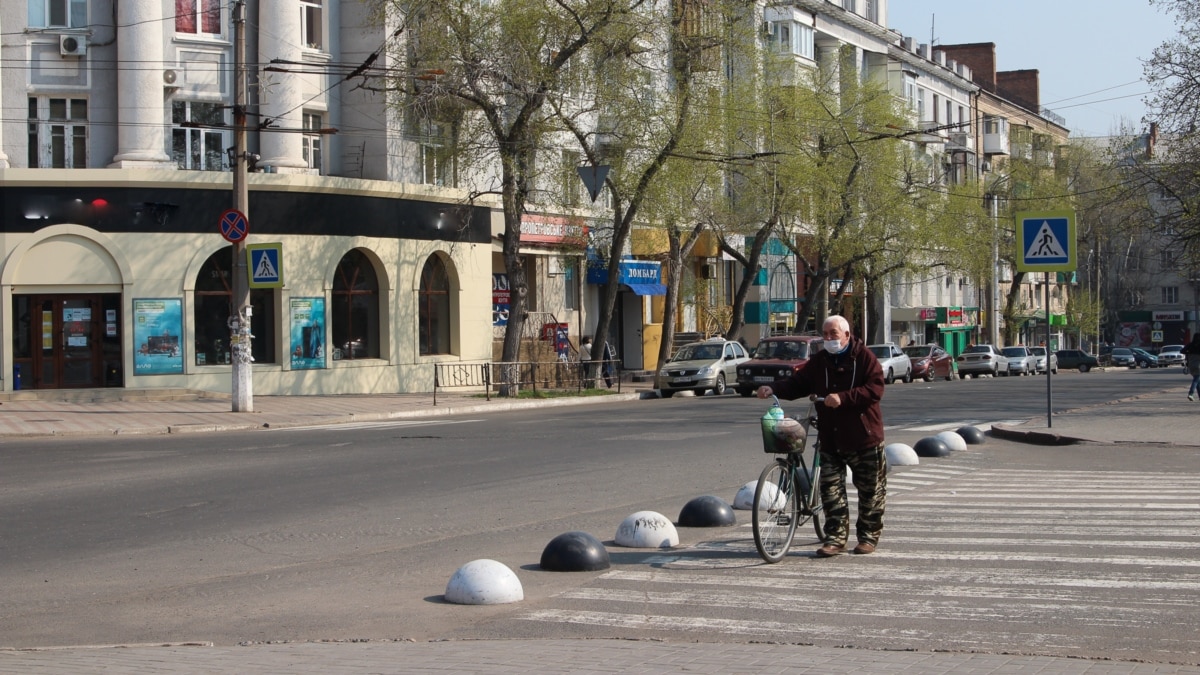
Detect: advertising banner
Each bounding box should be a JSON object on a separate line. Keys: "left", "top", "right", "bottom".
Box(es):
{"left": 289, "top": 297, "right": 326, "bottom": 370}
{"left": 133, "top": 298, "right": 184, "bottom": 375}
{"left": 493, "top": 273, "right": 510, "bottom": 326}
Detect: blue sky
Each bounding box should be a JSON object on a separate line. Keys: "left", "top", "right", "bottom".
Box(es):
{"left": 886, "top": 1, "right": 1179, "bottom": 137}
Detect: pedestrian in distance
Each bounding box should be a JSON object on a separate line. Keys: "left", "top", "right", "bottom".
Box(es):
{"left": 601, "top": 340, "right": 617, "bottom": 388}
{"left": 756, "top": 315, "right": 887, "bottom": 557}
{"left": 1183, "top": 334, "right": 1200, "bottom": 401}
{"left": 579, "top": 336, "right": 594, "bottom": 388}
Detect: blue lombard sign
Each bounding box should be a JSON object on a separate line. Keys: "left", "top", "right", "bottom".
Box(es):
{"left": 587, "top": 259, "right": 663, "bottom": 287}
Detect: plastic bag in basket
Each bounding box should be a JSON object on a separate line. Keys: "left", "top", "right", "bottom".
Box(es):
{"left": 761, "top": 415, "right": 807, "bottom": 454}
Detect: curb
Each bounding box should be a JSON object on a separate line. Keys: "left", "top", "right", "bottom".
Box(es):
{"left": 989, "top": 423, "right": 1094, "bottom": 446}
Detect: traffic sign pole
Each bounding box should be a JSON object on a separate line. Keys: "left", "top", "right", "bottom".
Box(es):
{"left": 230, "top": 0, "right": 253, "bottom": 413}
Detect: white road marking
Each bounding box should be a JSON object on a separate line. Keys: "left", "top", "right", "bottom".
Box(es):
{"left": 272, "top": 419, "right": 483, "bottom": 431}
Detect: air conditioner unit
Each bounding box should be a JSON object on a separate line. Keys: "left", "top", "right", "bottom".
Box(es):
{"left": 59, "top": 34, "right": 86, "bottom": 56}
{"left": 163, "top": 69, "right": 179, "bottom": 88}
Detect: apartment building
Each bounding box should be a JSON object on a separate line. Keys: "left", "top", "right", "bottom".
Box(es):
{"left": 2, "top": 0, "right": 496, "bottom": 393}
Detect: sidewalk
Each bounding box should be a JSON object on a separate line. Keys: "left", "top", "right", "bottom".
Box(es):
{"left": 0, "top": 384, "right": 654, "bottom": 438}
{"left": 991, "top": 385, "right": 1200, "bottom": 447}
{"left": 4, "top": 384, "right": 1200, "bottom": 673}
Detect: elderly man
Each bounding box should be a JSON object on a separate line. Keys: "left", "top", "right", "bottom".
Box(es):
{"left": 756, "top": 315, "right": 887, "bottom": 557}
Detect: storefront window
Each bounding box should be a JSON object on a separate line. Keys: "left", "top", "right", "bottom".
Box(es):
{"left": 331, "top": 249, "right": 380, "bottom": 360}
{"left": 419, "top": 255, "right": 451, "bottom": 355}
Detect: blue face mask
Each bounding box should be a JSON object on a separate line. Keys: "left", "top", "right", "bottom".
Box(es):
{"left": 823, "top": 338, "right": 843, "bottom": 354}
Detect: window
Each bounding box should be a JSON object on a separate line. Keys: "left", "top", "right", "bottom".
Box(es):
{"left": 331, "top": 249, "right": 380, "bottom": 360}
{"left": 418, "top": 121, "right": 454, "bottom": 187}
{"left": 172, "top": 101, "right": 227, "bottom": 171}
{"left": 300, "top": 0, "right": 323, "bottom": 49}
{"left": 916, "top": 87, "right": 926, "bottom": 121}
{"left": 194, "top": 248, "right": 277, "bottom": 365}
{"left": 29, "top": 0, "right": 86, "bottom": 28}
{"left": 1162, "top": 286, "right": 1179, "bottom": 304}
{"left": 932, "top": 94, "right": 940, "bottom": 123}
{"left": 28, "top": 97, "right": 87, "bottom": 168}
{"left": 175, "top": 0, "right": 221, "bottom": 35}
{"left": 768, "top": 21, "right": 791, "bottom": 54}
{"left": 302, "top": 112, "right": 323, "bottom": 174}
{"left": 561, "top": 149, "right": 581, "bottom": 207}
{"left": 863, "top": 0, "right": 878, "bottom": 22}
{"left": 419, "top": 255, "right": 452, "bottom": 355}
{"left": 563, "top": 258, "right": 579, "bottom": 310}
{"left": 795, "top": 23, "right": 813, "bottom": 59}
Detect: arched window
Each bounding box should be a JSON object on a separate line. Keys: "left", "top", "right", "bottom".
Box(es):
{"left": 194, "top": 248, "right": 276, "bottom": 365}
{"left": 331, "top": 249, "right": 380, "bottom": 359}
{"left": 419, "top": 255, "right": 451, "bottom": 355}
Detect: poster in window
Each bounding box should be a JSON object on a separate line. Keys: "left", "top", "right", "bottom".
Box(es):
{"left": 289, "top": 297, "right": 326, "bottom": 370}
{"left": 133, "top": 298, "right": 184, "bottom": 375}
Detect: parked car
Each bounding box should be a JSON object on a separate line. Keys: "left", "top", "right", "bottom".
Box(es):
{"left": 901, "top": 344, "right": 955, "bottom": 381}
{"left": 1158, "top": 344, "right": 1186, "bottom": 368}
{"left": 1001, "top": 346, "right": 1036, "bottom": 376}
{"left": 657, "top": 338, "right": 750, "bottom": 398}
{"left": 1055, "top": 349, "right": 1099, "bottom": 372}
{"left": 1130, "top": 347, "right": 1160, "bottom": 368}
{"left": 867, "top": 343, "right": 913, "bottom": 384}
{"left": 1028, "top": 346, "right": 1058, "bottom": 374}
{"left": 735, "top": 336, "right": 823, "bottom": 397}
{"left": 956, "top": 344, "right": 1009, "bottom": 378}
{"left": 1109, "top": 347, "right": 1137, "bottom": 368}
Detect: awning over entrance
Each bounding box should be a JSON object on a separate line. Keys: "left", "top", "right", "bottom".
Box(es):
{"left": 587, "top": 259, "right": 666, "bottom": 296}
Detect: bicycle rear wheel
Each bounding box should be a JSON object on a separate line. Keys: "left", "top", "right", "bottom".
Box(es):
{"left": 752, "top": 459, "right": 800, "bottom": 563}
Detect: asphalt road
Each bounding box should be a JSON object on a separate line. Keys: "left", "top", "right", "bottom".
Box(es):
{"left": 2, "top": 368, "right": 1195, "bottom": 664}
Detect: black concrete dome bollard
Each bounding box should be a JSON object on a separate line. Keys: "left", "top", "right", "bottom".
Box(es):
{"left": 539, "top": 531, "right": 611, "bottom": 572}
{"left": 914, "top": 436, "right": 952, "bottom": 457}
{"left": 956, "top": 425, "right": 986, "bottom": 445}
{"left": 678, "top": 495, "right": 736, "bottom": 527}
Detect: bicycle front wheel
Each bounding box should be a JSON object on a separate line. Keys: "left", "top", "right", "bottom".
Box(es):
{"left": 752, "top": 459, "right": 800, "bottom": 563}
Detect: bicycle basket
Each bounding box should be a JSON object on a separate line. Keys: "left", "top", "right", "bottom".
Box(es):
{"left": 761, "top": 415, "right": 808, "bottom": 454}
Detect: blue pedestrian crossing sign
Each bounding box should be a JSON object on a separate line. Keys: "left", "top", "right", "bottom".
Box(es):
{"left": 1015, "top": 210, "right": 1076, "bottom": 273}
{"left": 247, "top": 243, "right": 283, "bottom": 288}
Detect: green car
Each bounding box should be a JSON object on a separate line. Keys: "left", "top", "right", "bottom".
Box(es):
{"left": 1055, "top": 349, "right": 1099, "bottom": 373}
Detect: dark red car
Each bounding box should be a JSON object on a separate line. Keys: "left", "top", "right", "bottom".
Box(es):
{"left": 901, "top": 344, "right": 955, "bottom": 382}
{"left": 735, "top": 336, "right": 823, "bottom": 397}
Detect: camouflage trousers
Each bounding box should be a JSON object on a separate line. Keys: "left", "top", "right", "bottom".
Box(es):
{"left": 818, "top": 441, "right": 886, "bottom": 547}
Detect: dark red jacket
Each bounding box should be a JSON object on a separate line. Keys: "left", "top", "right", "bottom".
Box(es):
{"left": 769, "top": 336, "right": 885, "bottom": 452}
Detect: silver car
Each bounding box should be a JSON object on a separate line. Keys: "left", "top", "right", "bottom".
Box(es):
{"left": 867, "top": 343, "right": 913, "bottom": 384}
{"left": 657, "top": 339, "right": 750, "bottom": 398}
{"left": 1002, "top": 346, "right": 1036, "bottom": 376}
{"left": 1158, "top": 345, "right": 1185, "bottom": 368}
{"left": 956, "top": 344, "right": 1009, "bottom": 378}
{"left": 1029, "top": 346, "right": 1058, "bottom": 374}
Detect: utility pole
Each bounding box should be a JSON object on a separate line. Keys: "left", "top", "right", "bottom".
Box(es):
{"left": 988, "top": 193, "right": 1000, "bottom": 346}
{"left": 231, "top": 0, "right": 253, "bottom": 412}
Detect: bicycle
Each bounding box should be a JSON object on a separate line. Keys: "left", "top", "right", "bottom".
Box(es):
{"left": 752, "top": 396, "right": 825, "bottom": 563}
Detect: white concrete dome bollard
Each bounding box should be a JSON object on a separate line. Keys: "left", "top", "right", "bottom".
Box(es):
{"left": 614, "top": 511, "right": 679, "bottom": 548}
{"left": 444, "top": 559, "right": 524, "bottom": 605}
{"left": 885, "top": 443, "right": 919, "bottom": 466}
{"left": 934, "top": 431, "right": 968, "bottom": 453}
{"left": 733, "top": 481, "right": 759, "bottom": 510}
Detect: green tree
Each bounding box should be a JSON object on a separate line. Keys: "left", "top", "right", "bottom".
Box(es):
{"left": 386, "top": 0, "right": 648, "bottom": 381}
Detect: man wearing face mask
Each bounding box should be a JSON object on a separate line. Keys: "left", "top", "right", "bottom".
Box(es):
{"left": 755, "top": 315, "right": 887, "bottom": 557}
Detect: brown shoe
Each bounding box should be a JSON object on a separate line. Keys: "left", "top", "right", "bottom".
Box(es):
{"left": 815, "top": 543, "right": 846, "bottom": 557}
{"left": 852, "top": 542, "right": 876, "bottom": 555}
